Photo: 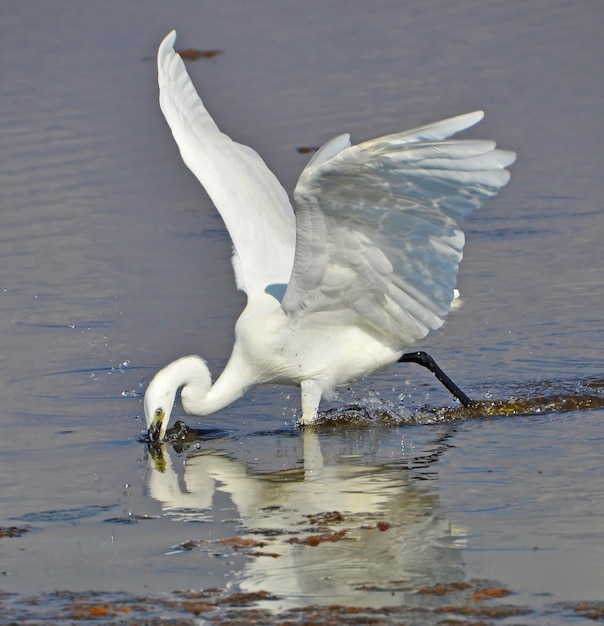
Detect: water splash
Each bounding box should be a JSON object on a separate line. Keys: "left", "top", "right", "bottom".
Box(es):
{"left": 316, "top": 377, "right": 604, "bottom": 427}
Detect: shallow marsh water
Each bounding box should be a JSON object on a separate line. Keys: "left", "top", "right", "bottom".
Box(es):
{"left": 0, "top": 1, "right": 603, "bottom": 623}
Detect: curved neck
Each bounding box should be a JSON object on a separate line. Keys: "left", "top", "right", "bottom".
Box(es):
{"left": 180, "top": 353, "right": 252, "bottom": 417}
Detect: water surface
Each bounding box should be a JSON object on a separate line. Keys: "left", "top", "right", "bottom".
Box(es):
{"left": 1, "top": 1, "right": 603, "bottom": 623}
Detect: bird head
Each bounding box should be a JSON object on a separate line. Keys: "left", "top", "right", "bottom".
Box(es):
{"left": 144, "top": 372, "right": 177, "bottom": 443}
{"left": 143, "top": 355, "right": 211, "bottom": 442}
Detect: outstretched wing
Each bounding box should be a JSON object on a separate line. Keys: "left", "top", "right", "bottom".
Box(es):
{"left": 157, "top": 31, "right": 296, "bottom": 296}
{"left": 282, "top": 111, "right": 515, "bottom": 347}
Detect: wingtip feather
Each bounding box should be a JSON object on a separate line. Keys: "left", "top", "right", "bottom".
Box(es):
{"left": 305, "top": 134, "right": 351, "bottom": 170}
{"left": 158, "top": 31, "right": 177, "bottom": 69}
{"left": 162, "top": 30, "right": 177, "bottom": 50}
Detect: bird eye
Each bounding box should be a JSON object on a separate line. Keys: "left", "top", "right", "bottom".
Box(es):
{"left": 154, "top": 408, "right": 163, "bottom": 418}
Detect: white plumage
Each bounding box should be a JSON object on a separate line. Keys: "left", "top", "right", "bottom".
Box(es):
{"left": 144, "top": 30, "right": 515, "bottom": 441}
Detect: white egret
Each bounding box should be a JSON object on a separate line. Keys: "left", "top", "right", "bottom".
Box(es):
{"left": 145, "top": 30, "right": 515, "bottom": 441}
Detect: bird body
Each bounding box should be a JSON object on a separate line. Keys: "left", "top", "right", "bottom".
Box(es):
{"left": 144, "top": 30, "right": 515, "bottom": 440}
{"left": 151, "top": 293, "right": 400, "bottom": 425}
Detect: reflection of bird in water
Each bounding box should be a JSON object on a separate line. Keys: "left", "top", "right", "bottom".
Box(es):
{"left": 147, "top": 430, "right": 466, "bottom": 607}
{"left": 145, "top": 30, "right": 515, "bottom": 441}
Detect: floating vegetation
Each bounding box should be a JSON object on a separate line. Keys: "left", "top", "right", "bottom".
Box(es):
{"left": 416, "top": 581, "right": 472, "bottom": 595}
{"left": 0, "top": 526, "right": 29, "bottom": 540}
{"left": 143, "top": 420, "right": 230, "bottom": 457}
{"left": 176, "top": 47, "right": 223, "bottom": 60}
{"left": 555, "top": 601, "right": 604, "bottom": 621}
{"left": 167, "top": 508, "right": 395, "bottom": 562}
{"left": 103, "top": 514, "right": 157, "bottom": 525}
{"left": 144, "top": 48, "right": 223, "bottom": 63}
{"left": 296, "top": 146, "right": 320, "bottom": 154}
{"left": 306, "top": 510, "right": 344, "bottom": 525}
{"left": 0, "top": 580, "right": 599, "bottom": 624}
{"left": 423, "top": 391, "right": 604, "bottom": 423}
{"left": 174, "top": 535, "right": 281, "bottom": 560}
{"left": 316, "top": 378, "right": 604, "bottom": 427}
{"left": 288, "top": 530, "right": 347, "bottom": 546}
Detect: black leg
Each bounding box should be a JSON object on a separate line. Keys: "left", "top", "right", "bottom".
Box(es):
{"left": 398, "top": 351, "right": 475, "bottom": 407}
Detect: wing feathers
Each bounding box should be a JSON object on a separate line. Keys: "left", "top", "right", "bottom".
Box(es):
{"left": 305, "top": 134, "right": 352, "bottom": 169}
{"left": 284, "top": 112, "right": 515, "bottom": 347}
{"left": 157, "top": 31, "right": 296, "bottom": 296}
{"left": 157, "top": 30, "right": 515, "bottom": 350}
{"left": 375, "top": 110, "right": 484, "bottom": 145}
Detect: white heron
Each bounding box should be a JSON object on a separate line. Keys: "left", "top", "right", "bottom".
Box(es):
{"left": 144, "top": 30, "right": 515, "bottom": 441}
